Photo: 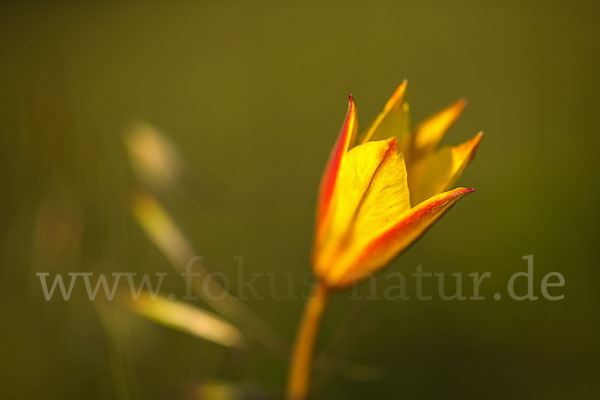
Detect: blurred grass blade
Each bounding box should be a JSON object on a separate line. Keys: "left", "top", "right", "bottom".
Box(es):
{"left": 130, "top": 190, "right": 286, "bottom": 354}
{"left": 131, "top": 189, "right": 194, "bottom": 267}
{"left": 183, "top": 380, "right": 276, "bottom": 400}
{"left": 124, "top": 122, "right": 182, "bottom": 188}
{"left": 123, "top": 121, "right": 225, "bottom": 203}
{"left": 124, "top": 291, "right": 246, "bottom": 349}
{"left": 186, "top": 381, "right": 239, "bottom": 400}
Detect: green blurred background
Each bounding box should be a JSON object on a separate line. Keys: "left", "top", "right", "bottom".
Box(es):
{"left": 2, "top": 1, "right": 599, "bottom": 399}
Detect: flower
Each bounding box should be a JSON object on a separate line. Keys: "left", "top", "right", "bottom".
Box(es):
{"left": 312, "top": 81, "right": 482, "bottom": 288}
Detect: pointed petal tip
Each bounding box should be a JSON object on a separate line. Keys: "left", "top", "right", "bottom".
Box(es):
{"left": 347, "top": 94, "right": 356, "bottom": 112}
{"left": 444, "top": 187, "right": 476, "bottom": 200}
{"left": 453, "top": 187, "right": 476, "bottom": 197}
{"left": 472, "top": 131, "right": 484, "bottom": 146}
{"left": 385, "top": 136, "right": 398, "bottom": 152}
{"left": 457, "top": 187, "right": 475, "bottom": 194}
{"left": 384, "top": 81, "right": 408, "bottom": 111}
{"left": 413, "top": 98, "right": 468, "bottom": 151}
{"left": 466, "top": 132, "right": 484, "bottom": 160}
{"left": 452, "top": 98, "right": 468, "bottom": 114}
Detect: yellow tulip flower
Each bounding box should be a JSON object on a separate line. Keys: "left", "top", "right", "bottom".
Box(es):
{"left": 314, "top": 80, "right": 482, "bottom": 288}
{"left": 287, "top": 82, "right": 482, "bottom": 400}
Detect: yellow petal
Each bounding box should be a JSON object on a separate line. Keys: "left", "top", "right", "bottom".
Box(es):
{"left": 324, "top": 187, "right": 474, "bottom": 287}
{"left": 411, "top": 98, "right": 466, "bottom": 159}
{"left": 359, "top": 81, "right": 411, "bottom": 152}
{"left": 314, "top": 137, "right": 411, "bottom": 281}
{"left": 316, "top": 95, "right": 357, "bottom": 240}
{"left": 408, "top": 132, "right": 483, "bottom": 205}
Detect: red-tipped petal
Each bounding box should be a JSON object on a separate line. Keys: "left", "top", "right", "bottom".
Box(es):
{"left": 325, "top": 187, "right": 474, "bottom": 287}
{"left": 316, "top": 95, "right": 357, "bottom": 237}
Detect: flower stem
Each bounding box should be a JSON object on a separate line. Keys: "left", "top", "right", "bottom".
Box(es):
{"left": 286, "top": 281, "right": 329, "bottom": 400}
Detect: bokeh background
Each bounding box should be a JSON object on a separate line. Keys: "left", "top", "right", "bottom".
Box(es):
{"left": 2, "top": 1, "right": 599, "bottom": 399}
